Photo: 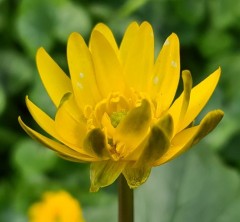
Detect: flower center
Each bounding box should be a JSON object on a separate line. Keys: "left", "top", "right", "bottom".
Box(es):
{"left": 110, "top": 110, "right": 128, "bottom": 128}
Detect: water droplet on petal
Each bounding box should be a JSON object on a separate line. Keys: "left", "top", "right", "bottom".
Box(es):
{"left": 77, "top": 82, "right": 83, "bottom": 89}
{"left": 171, "top": 60, "right": 177, "bottom": 68}
{"left": 153, "top": 76, "right": 159, "bottom": 85}
{"left": 79, "top": 72, "right": 84, "bottom": 78}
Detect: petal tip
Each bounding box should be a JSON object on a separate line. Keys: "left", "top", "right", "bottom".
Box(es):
{"left": 169, "top": 32, "right": 179, "bottom": 41}
{"left": 68, "top": 32, "right": 83, "bottom": 41}
{"left": 36, "top": 47, "right": 46, "bottom": 58}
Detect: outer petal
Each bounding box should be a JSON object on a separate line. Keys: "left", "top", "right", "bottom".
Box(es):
{"left": 123, "top": 125, "right": 170, "bottom": 188}
{"left": 67, "top": 32, "right": 101, "bottom": 110}
{"left": 120, "top": 22, "right": 154, "bottom": 92}
{"left": 90, "top": 30, "right": 124, "bottom": 97}
{"left": 169, "top": 68, "right": 221, "bottom": 133}
{"left": 179, "top": 70, "right": 192, "bottom": 121}
{"left": 18, "top": 117, "right": 95, "bottom": 162}
{"left": 152, "top": 33, "right": 180, "bottom": 116}
{"left": 36, "top": 48, "right": 72, "bottom": 107}
{"left": 156, "top": 113, "right": 174, "bottom": 139}
{"left": 83, "top": 128, "right": 109, "bottom": 158}
{"left": 115, "top": 99, "right": 152, "bottom": 157}
{"left": 90, "top": 160, "right": 126, "bottom": 192}
{"left": 154, "top": 109, "right": 224, "bottom": 166}
{"left": 26, "top": 96, "right": 58, "bottom": 139}
{"left": 54, "top": 94, "right": 90, "bottom": 156}
{"left": 123, "top": 165, "right": 151, "bottom": 189}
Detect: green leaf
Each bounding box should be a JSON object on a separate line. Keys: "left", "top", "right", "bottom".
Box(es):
{"left": 135, "top": 146, "right": 240, "bottom": 222}
{"left": 84, "top": 195, "right": 117, "bottom": 222}
{"left": 16, "top": 0, "right": 92, "bottom": 56}
{"left": 16, "top": 0, "right": 58, "bottom": 55}
{"left": 54, "top": 1, "right": 91, "bottom": 42}
{"left": 117, "top": 0, "right": 149, "bottom": 17}
{"left": 0, "top": 85, "right": 6, "bottom": 115}
{"left": 198, "top": 30, "right": 235, "bottom": 58}
{"left": 208, "top": 0, "right": 240, "bottom": 30}
{"left": 0, "top": 50, "right": 34, "bottom": 95}
{"left": 12, "top": 139, "right": 57, "bottom": 177}
{"left": 174, "top": 0, "right": 205, "bottom": 25}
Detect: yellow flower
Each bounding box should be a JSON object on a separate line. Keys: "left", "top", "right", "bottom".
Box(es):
{"left": 28, "top": 191, "right": 85, "bottom": 222}
{"left": 19, "top": 22, "right": 224, "bottom": 192}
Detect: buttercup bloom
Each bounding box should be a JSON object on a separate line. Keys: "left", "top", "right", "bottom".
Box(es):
{"left": 28, "top": 191, "right": 85, "bottom": 222}
{"left": 19, "top": 22, "right": 224, "bottom": 192}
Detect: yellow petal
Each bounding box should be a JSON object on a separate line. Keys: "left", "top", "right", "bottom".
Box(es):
{"left": 120, "top": 22, "right": 139, "bottom": 63}
{"left": 91, "top": 23, "right": 119, "bottom": 55}
{"left": 154, "top": 109, "right": 224, "bottom": 165}
{"left": 115, "top": 99, "right": 152, "bottom": 156}
{"left": 179, "top": 70, "right": 192, "bottom": 121}
{"left": 125, "top": 114, "right": 172, "bottom": 161}
{"left": 90, "top": 160, "right": 126, "bottom": 192}
{"left": 169, "top": 67, "right": 221, "bottom": 133}
{"left": 36, "top": 48, "right": 72, "bottom": 107}
{"left": 67, "top": 32, "right": 101, "bottom": 110}
{"left": 120, "top": 22, "right": 154, "bottom": 91}
{"left": 90, "top": 30, "right": 124, "bottom": 97}
{"left": 101, "top": 112, "right": 115, "bottom": 138}
{"left": 18, "top": 117, "right": 95, "bottom": 162}
{"left": 152, "top": 33, "right": 180, "bottom": 116}
{"left": 138, "top": 126, "right": 170, "bottom": 164}
{"left": 26, "top": 96, "right": 55, "bottom": 136}
{"left": 54, "top": 93, "right": 89, "bottom": 155}
{"left": 58, "top": 154, "right": 90, "bottom": 163}
{"left": 123, "top": 125, "right": 170, "bottom": 188}
{"left": 156, "top": 113, "right": 174, "bottom": 139}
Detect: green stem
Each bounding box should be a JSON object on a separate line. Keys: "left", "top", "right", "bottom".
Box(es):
{"left": 118, "top": 174, "right": 134, "bottom": 222}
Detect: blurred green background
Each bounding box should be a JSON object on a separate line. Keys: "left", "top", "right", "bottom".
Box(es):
{"left": 0, "top": 0, "right": 240, "bottom": 221}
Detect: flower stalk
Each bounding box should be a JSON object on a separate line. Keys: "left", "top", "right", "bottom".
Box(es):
{"left": 118, "top": 174, "right": 134, "bottom": 222}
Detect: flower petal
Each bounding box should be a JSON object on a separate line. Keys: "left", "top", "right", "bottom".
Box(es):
{"left": 123, "top": 164, "right": 151, "bottom": 189}
{"left": 90, "top": 30, "right": 124, "bottom": 97}
{"left": 90, "top": 160, "right": 126, "bottom": 192}
{"left": 83, "top": 128, "right": 109, "bottom": 158}
{"left": 18, "top": 117, "right": 95, "bottom": 162}
{"left": 120, "top": 22, "right": 139, "bottom": 63}
{"left": 169, "top": 68, "right": 221, "bottom": 133}
{"left": 179, "top": 70, "right": 192, "bottom": 121}
{"left": 154, "top": 109, "right": 224, "bottom": 166}
{"left": 54, "top": 93, "right": 91, "bottom": 156}
{"left": 156, "top": 113, "right": 174, "bottom": 139}
{"left": 115, "top": 99, "right": 152, "bottom": 156}
{"left": 120, "top": 22, "right": 154, "bottom": 92}
{"left": 92, "top": 23, "right": 119, "bottom": 55}
{"left": 138, "top": 126, "right": 170, "bottom": 164}
{"left": 123, "top": 125, "right": 170, "bottom": 188}
{"left": 67, "top": 32, "right": 101, "bottom": 110}
{"left": 26, "top": 96, "right": 57, "bottom": 138}
{"left": 36, "top": 48, "right": 72, "bottom": 107}
{"left": 152, "top": 33, "right": 180, "bottom": 116}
